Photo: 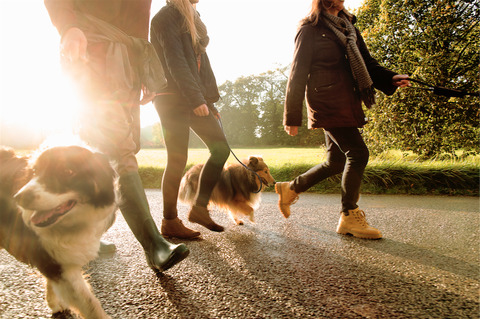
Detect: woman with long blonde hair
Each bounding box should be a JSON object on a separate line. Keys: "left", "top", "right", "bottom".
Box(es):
{"left": 151, "top": 0, "right": 229, "bottom": 239}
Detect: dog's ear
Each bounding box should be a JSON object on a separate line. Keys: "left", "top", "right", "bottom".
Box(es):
{"left": 248, "top": 156, "right": 259, "bottom": 167}
{"left": 0, "top": 147, "right": 31, "bottom": 196}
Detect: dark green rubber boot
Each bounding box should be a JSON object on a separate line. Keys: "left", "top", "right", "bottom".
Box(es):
{"left": 119, "top": 172, "right": 189, "bottom": 272}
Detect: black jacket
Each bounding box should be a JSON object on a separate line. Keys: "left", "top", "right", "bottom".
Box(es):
{"left": 284, "top": 15, "right": 397, "bottom": 129}
{"left": 150, "top": 4, "right": 219, "bottom": 110}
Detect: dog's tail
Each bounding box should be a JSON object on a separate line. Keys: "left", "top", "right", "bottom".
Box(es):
{"left": 178, "top": 164, "right": 203, "bottom": 205}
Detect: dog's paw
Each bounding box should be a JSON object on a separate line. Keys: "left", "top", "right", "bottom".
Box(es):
{"left": 52, "top": 309, "right": 76, "bottom": 319}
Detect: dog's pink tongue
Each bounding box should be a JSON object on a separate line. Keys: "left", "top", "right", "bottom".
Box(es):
{"left": 31, "top": 201, "right": 76, "bottom": 226}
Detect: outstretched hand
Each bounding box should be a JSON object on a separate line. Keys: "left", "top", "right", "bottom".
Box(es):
{"left": 60, "top": 27, "right": 88, "bottom": 63}
{"left": 140, "top": 86, "right": 156, "bottom": 105}
{"left": 284, "top": 126, "right": 299, "bottom": 136}
{"left": 393, "top": 74, "right": 411, "bottom": 88}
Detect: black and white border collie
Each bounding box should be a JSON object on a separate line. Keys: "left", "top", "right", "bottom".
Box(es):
{"left": 0, "top": 145, "right": 117, "bottom": 319}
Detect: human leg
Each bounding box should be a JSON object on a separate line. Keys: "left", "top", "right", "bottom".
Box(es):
{"left": 118, "top": 171, "right": 190, "bottom": 270}
{"left": 154, "top": 96, "right": 201, "bottom": 239}
{"left": 276, "top": 131, "right": 345, "bottom": 217}
{"left": 81, "top": 100, "right": 189, "bottom": 271}
{"left": 187, "top": 113, "right": 230, "bottom": 231}
{"left": 325, "top": 127, "right": 369, "bottom": 213}
{"left": 325, "top": 128, "right": 381, "bottom": 239}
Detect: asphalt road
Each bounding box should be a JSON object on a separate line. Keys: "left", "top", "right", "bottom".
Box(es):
{"left": 0, "top": 192, "right": 479, "bottom": 319}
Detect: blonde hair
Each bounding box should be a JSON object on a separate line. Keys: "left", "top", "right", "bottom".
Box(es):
{"left": 167, "top": 0, "right": 198, "bottom": 49}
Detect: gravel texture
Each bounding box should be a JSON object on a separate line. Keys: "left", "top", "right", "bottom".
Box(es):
{"left": 0, "top": 192, "right": 478, "bottom": 319}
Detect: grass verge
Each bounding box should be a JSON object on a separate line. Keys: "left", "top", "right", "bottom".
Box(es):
{"left": 137, "top": 148, "right": 479, "bottom": 196}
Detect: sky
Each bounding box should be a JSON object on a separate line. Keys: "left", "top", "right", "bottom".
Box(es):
{"left": 0, "top": 0, "right": 364, "bottom": 133}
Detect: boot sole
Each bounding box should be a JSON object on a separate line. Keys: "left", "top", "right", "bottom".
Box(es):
{"left": 188, "top": 217, "right": 224, "bottom": 232}
{"left": 162, "top": 233, "right": 201, "bottom": 240}
{"left": 336, "top": 227, "right": 382, "bottom": 239}
{"left": 149, "top": 245, "right": 190, "bottom": 273}
{"left": 160, "top": 251, "right": 190, "bottom": 272}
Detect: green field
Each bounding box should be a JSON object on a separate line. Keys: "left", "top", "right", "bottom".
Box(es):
{"left": 137, "top": 148, "right": 479, "bottom": 196}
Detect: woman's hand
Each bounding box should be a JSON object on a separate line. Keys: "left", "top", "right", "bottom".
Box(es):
{"left": 60, "top": 27, "right": 88, "bottom": 63}
{"left": 393, "top": 74, "right": 411, "bottom": 88}
{"left": 140, "top": 85, "right": 156, "bottom": 105}
{"left": 284, "top": 125, "right": 299, "bottom": 136}
{"left": 193, "top": 104, "right": 210, "bottom": 116}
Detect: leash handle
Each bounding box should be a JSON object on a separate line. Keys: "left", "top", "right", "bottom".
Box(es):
{"left": 217, "top": 117, "right": 263, "bottom": 194}
{"left": 404, "top": 77, "right": 479, "bottom": 97}
{"left": 406, "top": 77, "right": 432, "bottom": 87}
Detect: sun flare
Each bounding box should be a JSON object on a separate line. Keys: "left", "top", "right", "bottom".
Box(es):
{"left": 0, "top": 1, "right": 83, "bottom": 141}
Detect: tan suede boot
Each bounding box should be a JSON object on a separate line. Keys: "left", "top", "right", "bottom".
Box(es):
{"left": 336, "top": 208, "right": 382, "bottom": 239}
{"left": 161, "top": 217, "right": 201, "bottom": 239}
{"left": 275, "top": 182, "right": 299, "bottom": 218}
{"left": 188, "top": 206, "right": 224, "bottom": 232}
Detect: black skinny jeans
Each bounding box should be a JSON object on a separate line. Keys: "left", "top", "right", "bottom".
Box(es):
{"left": 154, "top": 96, "right": 230, "bottom": 219}
{"left": 291, "top": 127, "right": 369, "bottom": 213}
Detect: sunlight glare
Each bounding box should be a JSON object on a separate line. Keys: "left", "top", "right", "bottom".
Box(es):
{"left": 0, "top": 1, "right": 81, "bottom": 138}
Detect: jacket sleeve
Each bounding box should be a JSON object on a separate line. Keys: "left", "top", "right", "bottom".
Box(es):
{"left": 356, "top": 28, "right": 397, "bottom": 96}
{"left": 284, "top": 26, "right": 314, "bottom": 127}
{"left": 44, "top": 0, "right": 78, "bottom": 37}
{"left": 199, "top": 53, "right": 220, "bottom": 105}
{"left": 150, "top": 10, "right": 207, "bottom": 109}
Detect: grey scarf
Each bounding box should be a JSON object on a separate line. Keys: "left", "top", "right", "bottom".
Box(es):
{"left": 193, "top": 10, "right": 209, "bottom": 55}
{"left": 322, "top": 11, "right": 376, "bottom": 108}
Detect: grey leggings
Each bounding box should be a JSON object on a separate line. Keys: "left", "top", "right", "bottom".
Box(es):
{"left": 291, "top": 127, "right": 369, "bottom": 212}
{"left": 154, "top": 95, "right": 230, "bottom": 219}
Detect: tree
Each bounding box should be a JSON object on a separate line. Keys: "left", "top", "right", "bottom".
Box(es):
{"left": 217, "top": 67, "right": 324, "bottom": 147}
{"left": 216, "top": 75, "right": 262, "bottom": 145}
{"left": 256, "top": 67, "right": 288, "bottom": 145}
{"left": 355, "top": 0, "right": 479, "bottom": 156}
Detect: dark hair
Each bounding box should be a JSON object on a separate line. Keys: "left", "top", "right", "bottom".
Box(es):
{"left": 300, "top": 0, "right": 353, "bottom": 26}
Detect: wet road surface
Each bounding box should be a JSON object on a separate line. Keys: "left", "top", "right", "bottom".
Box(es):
{"left": 1, "top": 192, "right": 479, "bottom": 318}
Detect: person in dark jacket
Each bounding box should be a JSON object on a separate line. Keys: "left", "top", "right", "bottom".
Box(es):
{"left": 275, "top": 0, "right": 410, "bottom": 239}
{"left": 150, "top": 0, "right": 230, "bottom": 239}
{"left": 44, "top": 0, "right": 189, "bottom": 272}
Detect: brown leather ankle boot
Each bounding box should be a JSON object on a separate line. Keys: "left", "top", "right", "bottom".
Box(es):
{"left": 188, "top": 206, "right": 224, "bottom": 232}
{"left": 161, "top": 217, "right": 201, "bottom": 239}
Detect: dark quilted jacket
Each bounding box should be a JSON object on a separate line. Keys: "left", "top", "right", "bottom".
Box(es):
{"left": 150, "top": 4, "right": 219, "bottom": 110}
{"left": 284, "top": 15, "right": 397, "bottom": 129}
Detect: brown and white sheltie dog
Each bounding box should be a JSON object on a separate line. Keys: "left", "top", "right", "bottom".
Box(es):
{"left": 179, "top": 156, "right": 276, "bottom": 225}
{"left": 0, "top": 145, "right": 117, "bottom": 319}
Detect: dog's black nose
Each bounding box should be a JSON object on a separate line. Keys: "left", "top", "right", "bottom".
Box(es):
{"left": 14, "top": 189, "right": 35, "bottom": 207}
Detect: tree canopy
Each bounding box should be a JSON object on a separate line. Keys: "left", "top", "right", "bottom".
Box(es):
{"left": 216, "top": 67, "right": 324, "bottom": 147}
{"left": 355, "top": 0, "right": 479, "bottom": 156}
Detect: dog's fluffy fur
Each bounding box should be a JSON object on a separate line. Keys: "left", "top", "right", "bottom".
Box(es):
{"left": 179, "top": 156, "right": 275, "bottom": 225}
{"left": 0, "top": 145, "right": 117, "bottom": 319}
